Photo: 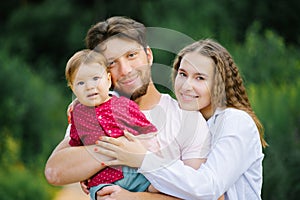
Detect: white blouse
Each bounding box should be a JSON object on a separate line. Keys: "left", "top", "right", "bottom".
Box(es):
{"left": 139, "top": 108, "right": 264, "bottom": 200}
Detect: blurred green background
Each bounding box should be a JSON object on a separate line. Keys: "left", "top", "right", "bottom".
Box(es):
{"left": 0, "top": 0, "right": 299, "bottom": 199}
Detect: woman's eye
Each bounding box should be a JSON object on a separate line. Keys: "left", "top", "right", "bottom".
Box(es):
{"left": 178, "top": 72, "right": 186, "bottom": 77}
{"left": 196, "top": 76, "right": 206, "bottom": 81}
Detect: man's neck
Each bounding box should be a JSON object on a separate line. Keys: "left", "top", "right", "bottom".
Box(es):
{"left": 135, "top": 83, "right": 161, "bottom": 110}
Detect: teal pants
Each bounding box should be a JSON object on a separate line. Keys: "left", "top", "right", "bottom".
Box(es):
{"left": 90, "top": 166, "right": 150, "bottom": 200}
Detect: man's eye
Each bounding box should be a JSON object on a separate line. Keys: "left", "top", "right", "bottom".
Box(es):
{"left": 108, "top": 61, "right": 116, "bottom": 67}
{"left": 128, "top": 52, "right": 137, "bottom": 58}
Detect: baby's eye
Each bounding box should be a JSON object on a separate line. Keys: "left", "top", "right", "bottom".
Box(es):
{"left": 93, "top": 76, "right": 101, "bottom": 81}
{"left": 77, "top": 81, "right": 84, "bottom": 86}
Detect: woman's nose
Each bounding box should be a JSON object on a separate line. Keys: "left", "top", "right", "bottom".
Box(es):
{"left": 181, "top": 78, "right": 193, "bottom": 90}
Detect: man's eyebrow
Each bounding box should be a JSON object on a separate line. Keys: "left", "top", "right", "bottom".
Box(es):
{"left": 107, "top": 47, "right": 143, "bottom": 62}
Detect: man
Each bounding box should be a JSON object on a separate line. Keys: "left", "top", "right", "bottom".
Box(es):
{"left": 45, "top": 16, "right": 210, "bottom": 200}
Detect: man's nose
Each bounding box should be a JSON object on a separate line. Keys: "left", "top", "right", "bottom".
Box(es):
{"left": 118, "top": 57, "right": 132, "bottom": 76}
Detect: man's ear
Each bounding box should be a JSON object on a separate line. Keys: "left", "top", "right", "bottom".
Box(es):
{"left": 146, "top": 46, "right": 153, "bottom": 65}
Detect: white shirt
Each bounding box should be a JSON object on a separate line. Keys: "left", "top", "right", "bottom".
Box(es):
{"left": 139, "top": 108, "right": 264, "bottom": 200}
{"left": 142, "top": 94, "right": 211, "bottom": 162}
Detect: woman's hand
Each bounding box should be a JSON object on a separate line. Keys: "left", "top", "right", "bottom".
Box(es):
{"left": 94, "top": 131, "right": 147, "bottom": 168}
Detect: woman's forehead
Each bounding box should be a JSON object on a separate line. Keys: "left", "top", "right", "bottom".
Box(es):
{"left": 181, "top": 52, "right": 214, "bottom": 72}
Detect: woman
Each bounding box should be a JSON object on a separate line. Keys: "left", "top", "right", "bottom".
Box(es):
{"left": 94, "top": 39, "right": 267, "bottom": 200}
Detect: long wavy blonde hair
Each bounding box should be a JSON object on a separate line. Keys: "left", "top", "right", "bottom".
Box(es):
{"left": 172, "top": 39, "right": 267, "bottom": 148}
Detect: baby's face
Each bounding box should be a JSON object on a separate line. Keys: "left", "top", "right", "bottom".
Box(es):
{"left": 72, "top": 63, "right": 111, "bottom": 107}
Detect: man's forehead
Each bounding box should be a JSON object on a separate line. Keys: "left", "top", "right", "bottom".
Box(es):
{"left": 99, "top": 38, "right": 142, "bottom": 61}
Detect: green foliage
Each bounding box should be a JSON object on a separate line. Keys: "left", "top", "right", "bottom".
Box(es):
{"left": 2, "top": 0, "right": 95, "bottom": 85}
{"left": 248, "top": 81, "right": 300, "bottom": 200}
{"left": 0, "top": 49, "right": 67, "bottom": 167}
{"left": 0, "top": 167, "right": 57, "bottom": 200}
{"left": 142, "top": 0, "right": 236, "bottom": 44}
{"left": 233, "top": 22, "right": 300, "bottom": 85}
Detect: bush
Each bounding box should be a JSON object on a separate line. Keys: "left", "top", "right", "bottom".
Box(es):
{"left": 0, "top": 167, "right": 57, "bottom": 200}
{"left": 0, "top": 49, "right": 67, "bottom": 167}
{"left": 248, "top": 81, "right": 300, "bottom": 200}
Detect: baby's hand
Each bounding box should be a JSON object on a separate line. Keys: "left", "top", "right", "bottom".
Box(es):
{"left": 80, "top": 180, "right": 90, "bottom": 195}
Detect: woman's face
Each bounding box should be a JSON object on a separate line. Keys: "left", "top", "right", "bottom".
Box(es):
{"left": 174, "top": 52, "right": 214, "bottom": 119}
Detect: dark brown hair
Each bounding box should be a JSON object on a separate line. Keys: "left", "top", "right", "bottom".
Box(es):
{"left": 85, "top": 16, "right": 147, "bottom": 50}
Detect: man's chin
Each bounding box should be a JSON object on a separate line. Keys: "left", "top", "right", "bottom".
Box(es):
{"left": 116, "top": 84, "right": 149, "bottom": 101}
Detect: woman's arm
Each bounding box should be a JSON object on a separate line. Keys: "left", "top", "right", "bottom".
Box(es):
{"left": 44, "top": 137, "right": 110, "bottom": 185}
{"left": 94, "top": 113, "right": 262, "bottom": 200}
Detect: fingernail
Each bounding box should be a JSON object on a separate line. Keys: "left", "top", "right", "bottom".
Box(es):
{"left": 101, "top": 162, "right": 105, "bottom": 166}
{"left": 94, "top": 147, "right": 98, "bottom": 151}
{"left": 99, "top": 136, "right": 103, "bottom": 140}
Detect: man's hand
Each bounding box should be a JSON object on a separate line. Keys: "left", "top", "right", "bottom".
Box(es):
{"left": 96, "top": 185, "right": 124, "bottom": 200}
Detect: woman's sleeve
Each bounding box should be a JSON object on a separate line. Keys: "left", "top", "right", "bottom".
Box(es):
{"left": 138, "top": 112, "right": 262, "bottom": 200}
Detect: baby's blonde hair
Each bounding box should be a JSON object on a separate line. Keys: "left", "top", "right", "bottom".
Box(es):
{"left": 65, "top": 49, "right": 108, "bottom": 87}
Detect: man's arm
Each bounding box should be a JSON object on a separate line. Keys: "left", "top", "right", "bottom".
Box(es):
{"left": 97, "top": 185, "right": 180, "bottom": 200}
{"left": 44, "top": 137, "right": 109, "bottom": 185}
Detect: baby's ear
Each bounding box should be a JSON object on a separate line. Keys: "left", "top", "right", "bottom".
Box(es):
{"left": 107, "top": 73, "right": 112, "bottom": 87}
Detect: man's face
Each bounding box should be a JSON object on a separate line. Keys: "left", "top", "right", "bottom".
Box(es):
{"left": 99, "top": 37, "right": 153, "bottom": 100}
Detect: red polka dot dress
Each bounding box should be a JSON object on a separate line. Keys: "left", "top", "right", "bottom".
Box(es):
{"left": 69, "top": 96, "right": 157, "bottom": 188}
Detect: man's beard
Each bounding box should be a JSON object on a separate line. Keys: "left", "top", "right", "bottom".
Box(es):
{"left": 114, "top": 67, "right": 151, "bottom": 101}
{"left": 115, "top": 82, "right": 149, "bottom": 101}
